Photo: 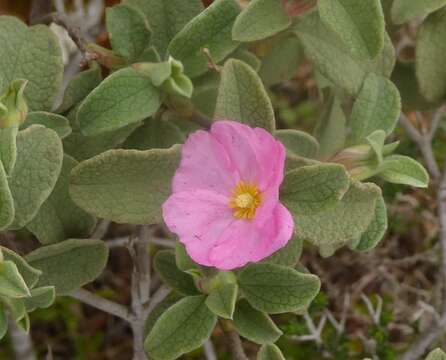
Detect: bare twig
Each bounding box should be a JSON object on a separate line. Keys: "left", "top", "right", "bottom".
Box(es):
{"left": 29, "top": 0, "right": 52, "bottom": 25}
{"left": 71, "top": 288, "right": 132, "bottom": 322}
{"left": 203, "top": 340, "right": 217, "bottom": 360}
{"left": 143, "top": 286, "right": 171, "bottom": 318}
{"left": 106, "top": 236, "right": 175, "bottom": 249}
{"left": 361, "top": 294, "right": 382, "bottom": 326}
{"left": 8, "top": 320, "right": 36, "bottom": 360}
{"left": 225, "top": 330, "right": 249, "bottom": 360}
{"left": 289, "top": 311, "right": 327, "bottom": 345}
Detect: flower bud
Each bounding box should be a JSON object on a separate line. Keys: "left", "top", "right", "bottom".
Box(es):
{"left": 0, "top": 79, "right": 28, "bottom": 129}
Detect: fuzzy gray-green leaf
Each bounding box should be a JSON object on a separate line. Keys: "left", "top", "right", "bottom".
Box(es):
{"left": 0, "top": 125, "right": 18, "bottom": 174}
{"left": 27, "top": 155, "right": 96, "bottom": 244}
{"left": 26, "top": 239, "right": 108, "bottom": 295}
{"left": 145, "top": 295, "right": 217, "bottom": 360}
{"left": 232, "top": 0, "right": 291, "bottom": 42}
{"left": 24, "top": 112, "right": 71, "bottom": 138}
{"left": 238, "top": 263, "right": 320, "bottom": 314}
{"left": 275, "top": 129, "right": 319, "bottom": 159}
{"left": 24, "top": 286, "right": 56, "bottom": 312}
{"left": 8, "top": 126, "right": 63, "bottom": 229}
{"left": 426, "top": 348, "right": 446, "bottom": 360}
{"left": 70, "top": 146, "right": 181, "bottom": 224}
{"left": 168, "top": 0, "right": 241, "bottom": 78}
{"left": 379, "top": 155, "right": 429, "bottom": 188}
{"left": 205, "top": 282, "right": 238, "bottom": 319}
{"left": 233, "top": 299, "right": 282, "bottom": 344}
{"left": 215, "top": 59, "right": 275, "bottom": 131}
{"left": 391, "top": 0, "right": 446, "bottom": 24}
{"left": 0, "top": 260, "right": 30, "bottom": 298}
{"left": 77, "top": 67, "right": 160, "bottom": 135}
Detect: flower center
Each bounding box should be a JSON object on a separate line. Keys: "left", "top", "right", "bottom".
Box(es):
{"left": 229, "top": 181, "right": 262, "bottom": 220}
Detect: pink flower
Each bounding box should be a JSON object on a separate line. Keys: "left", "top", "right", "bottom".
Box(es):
{"left": 162, "top": 121, "right": 294, "bottom": 270}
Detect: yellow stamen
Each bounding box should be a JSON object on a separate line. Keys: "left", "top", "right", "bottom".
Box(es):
{"left": 229, "top": 181, "right": 262, "bottom": 220}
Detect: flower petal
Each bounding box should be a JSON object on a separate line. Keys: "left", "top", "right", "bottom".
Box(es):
{"left": 172, "top": 130, "right": 239, "bottom": 195}
{"left": 211, "top": 121, "right": 286, "bottom": 191}
{"left": 208, "top": 203, "right": 294, "bottom": 270}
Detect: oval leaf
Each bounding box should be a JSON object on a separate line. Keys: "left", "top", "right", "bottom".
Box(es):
{"left": 378, "top": 155, "right": 429, "bottom": 188}
{"left": 257, "top": 344, "right": 286, "bottom": 360}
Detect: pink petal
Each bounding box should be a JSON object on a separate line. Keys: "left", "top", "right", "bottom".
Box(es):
{"left": 162, "top": 190, "right": 235, "bottom": 266}
{"left": 211, "top": 121, "right": 286, "bottom": 191}
{"left": 172, "top": 130, "right": 239, "bottom": 196}
{"left": 208, "top": 203, "right": 294, "bottom": 270}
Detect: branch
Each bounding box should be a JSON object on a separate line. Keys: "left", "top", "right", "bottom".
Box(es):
{"left": 203, "top": 340, "right": 217, "bottom": 360}
{"left": 220, "top": 320, "right": 249, "bottom": 360}
{"left": 8, "top": 320, "right": 36, "bottom": 360}
{"left": 71, "top": 288, "right": 132, "bottom": 322}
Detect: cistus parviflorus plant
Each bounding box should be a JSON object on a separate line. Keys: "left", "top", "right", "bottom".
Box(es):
{"left": 0, "top": 0, "right": 442, "bottom": 358}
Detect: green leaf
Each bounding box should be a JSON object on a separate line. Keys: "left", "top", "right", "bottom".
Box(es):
{"left": 232, "top": 0, "right": 291, "bottom": 42}
{"left": 238, "top": 263, "right": 320, "bottom": 314}
{"left": 58, "top": 62, "right": 102, "bottom": 113}
{"left": 27, "top": 155, "right": 96, "bottom": 244}
{"left": 257, "top": 344, "right": 286, "bottom": 360}
{"left": 70, "top": 145, "right": 180, "bottom": 224}
{"left": 125, "top": 0, "right": 204, "bottom": 57}
{"left": 378, "top": 155, "right": 429, "bottom": 187}
{"left": 1, "top": 247, "right": 41, "bottom": 288}
{"left": 145, "top": 295, "right": 217, "bottom": 360}
{"left": 8, "top": 126, "right": 63, "bottom": 229}
{"left": 258, "top": 34, "right": 303, "bottom": 87}
{"left": 124, "top": 118, "right": 184, "bottom": 150}
{"left": 391, "top": 0, "right": 446, "bottom": 24}
{"left": 275, "top": 129, "right": 319, "bottom": 159}
{"left": 426, "top": 348, "right": 446, "bottom": 360}
{"left": 350, "top": 195, "right": 387, "bottom": 252}
{"left": 215, "top": 59, "right": 275, "bottom": 131}
{"left": 319, "top": 0, "right": 385, "bottom": 59}
{"left": 168, "top": 0, "right": 241, "bottom": 78}
{"left": 349, "top": 73, "right": 401, "bottom": 144}
{"left": 205, "top": 282, "right": 238, "bottom": 319}
{"left": 77, "top": 67, "right": 161, "bottom": 135}
{"left": 26, "top": 239, "right": 109, "bottom": 295}
{"left": 0, "top": 162, "right": 14, "bottom": 230}
{"left": 154, "top": 250, "right": 198, "bottom": 296}
{"left": 24, "top": 112, "right": 71, "bottom": 138}
{"left": 293, "top": 12, "right": 395, "bottom": 95}
{"left": 0, "top": 17, "right": 63, "bottom": 111}
{"left": 0, "top": 125, "right": 18, "bottom": 174}
{"left": 366, "top": 130, "right": 386, "bottom": 164}
{"left": 145, "top": 293, "right": 182, "bottom": 336}
{"left": 233, "top": 299, "right": 282, "bottom": 344}
{"left": 0, "top": 303, "right": 7, "bottom": 340}
{"left": 416, "top": 9, "right": 446, "bottom": 103}
{"left": 295, "top": 182, "right": 381, "bottom": 256}
{"left": 231, "top": 48, "right": 261, "bottom": 71}
{"left": 315, "top": 95, "right": 346, "bottom": 158}
{"left": 175, "top": 242, "right": 200, "bottom": 274}
{"left": 106, "top": 4, "right": 151, "bottom": 62}
{"left": 281, "top": 164, "right": 349, "bottom": 215}
{"left": 0, "top": 261, "right": 30, "bottom": 298}
{"left": 263, "top": 234, "right": 303, "bottom": 267}
{"left": 24, "top": 286, "right": 55, "bottom": 312}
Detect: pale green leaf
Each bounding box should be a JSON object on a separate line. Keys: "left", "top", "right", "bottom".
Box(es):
{"left": 0, "top": 304, "right": 7, "bottom": 340}
{"left": 238, "top": 263, "right": 320, "bottom": 314}
{"left": 26, "top": 239, "right": 109, "bottom": 295}
{"left": 8, "top": 126, "right": 63, "bottom": 229}
{"left": 0, "top": 261, "right": 30, "bottom": 298}
{"left": 319, "top": 0, "right": 385, "bottom": 59}
{"left": 145, "top": 295, "right": 217, "bottom": 360}
{"left": 232, "top": 0, "right": 291, "bottom": 42}
{"left": 24, "top": 111, "right": 71, "bottom": 138}
{"left": 0, "top": 16, "right": 63, "bottom": 111}
{"left": 295, "top": 182, "right": 381, "bottom": 256}
{"left": 215, "top": 59, "right": 275, "bottom": 131}
{"left": 0, "top": 161, "right": 14, "bottom": 230}
{"left": 175, "top": 242, "right": 200, "bottom": 274}
{"left": 24, "top": 286, "right": 56, "bottom": 312}
{"left": 168, "top": 0, "right": 241, "bottom": 78}
{"left": 27, "top": 155, "right": 96, "bottom": 244}
{"left": 281, "top": 164, "right": 349, "bottom": 215}
{"left": 154, "top": 250, "right": 198, "bottom": 296}
{"left": 106, "top": 4, "right": 151, "bottom": 61}
{"left": 0, "top": 125, "right": 18, "bottom": 174}
{"left": 426, "top": 348, "right": 446, "bottom": 360}
{"left": 275, "top": 129, "right": 319, "bottom": 159}
{"left": 263, "top": 234, "right": 303, "bottom": 267}
{"left": 233, "top": 299, "right": 282, "bottom": 344}
{"left": 58, "top": 62, "right": 102, "bottom": 113}
{"left": 144, "top": 293, "right": 182, "bottom": 336}
{"left": 231, "top": 48, "right": 261, "bottom": 71}
{"left": 205, "top": 282, "right": 238, "bottom": 319}
{"left": 392, "top": 0, "right": 446, "bottom": 24}
{"left": 350, "top": 196, "right": 387, "bottom": 252}
{"left": 416, "top": 9, "right": 446, "bottom": 103}
{"left": 124, "top": 118, "right": 184, "bottom": 150}
{"left": 350, "top": 73, "right": 401, "bottom": 144}
{"left": 257, "top": 344, "right": 286, "bottom": 360}
{"left": 259, "top": 34, "right": 303, "bottom": 87}
{"left": 70, "top": 146, "right": 181, "bottom": 224}
{"left": 77, "top": 67, "right": 160, "bottom": 135}
{"left": 379, "top": 155, "right": 429, "bottom": 187}
{"left": 125, "top": 0, "right": 204, "bottom": 57}
{"left": 1, "top": 247, "right": 41, "bottom": 288}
